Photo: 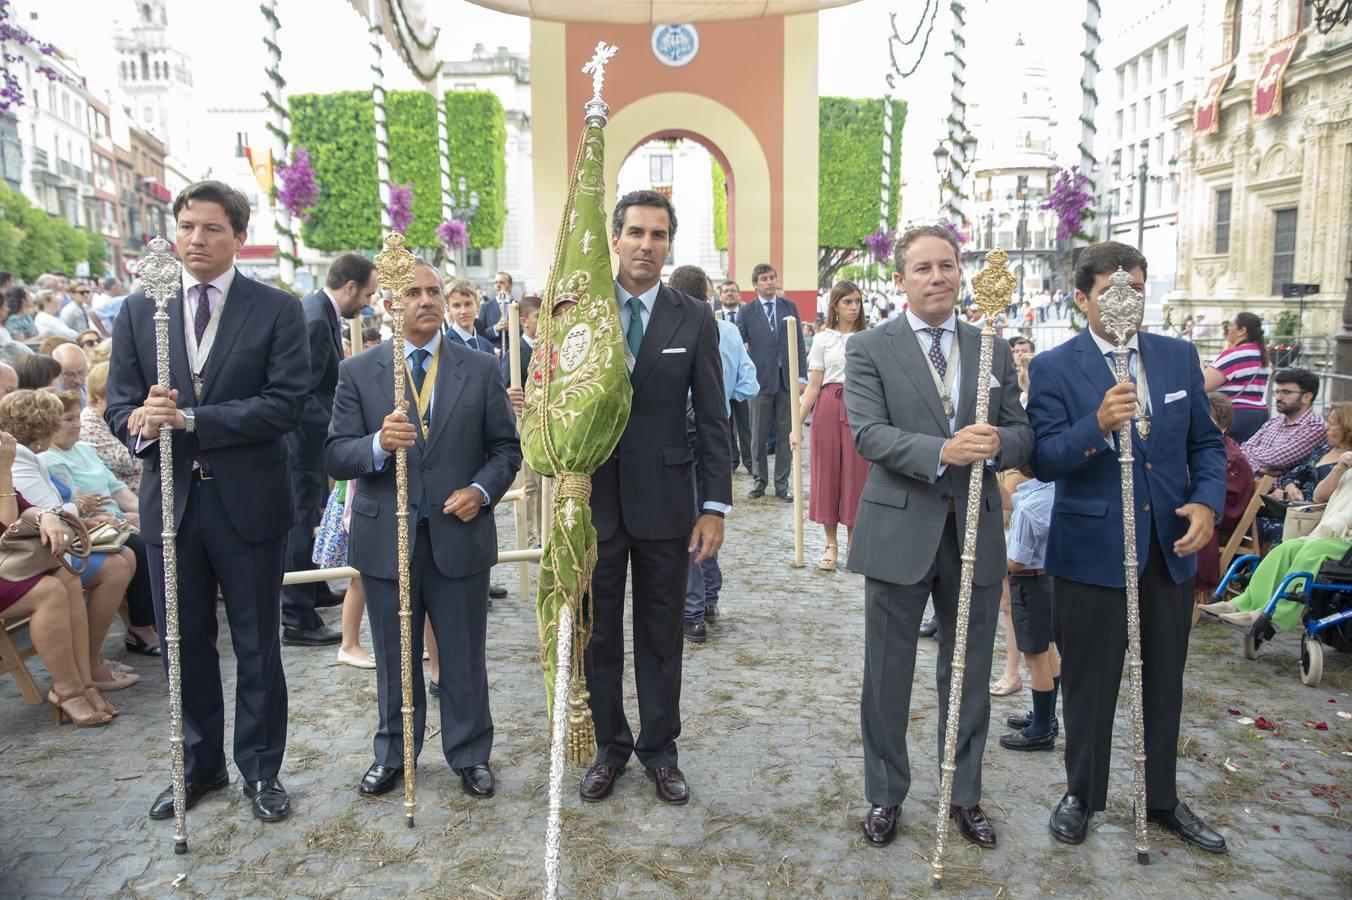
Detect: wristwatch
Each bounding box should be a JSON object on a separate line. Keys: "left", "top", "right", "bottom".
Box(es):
{"left": 182, "top": 408, "right": 196, "bottom": 433}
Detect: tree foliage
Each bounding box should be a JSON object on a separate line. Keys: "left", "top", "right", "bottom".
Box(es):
{"left": 711, "top": 157, "right": 728, "bottom": 253}
{"left": 289, "top": 89, "right": 506, "bottom": 253}
{"left": 0, "top": 185, "right": 106, "bottom": 281}
{"left": 818, "top": 96, "right": 906, "bottom": 287}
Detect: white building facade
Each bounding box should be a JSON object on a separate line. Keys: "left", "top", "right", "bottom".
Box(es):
{"left": 616, "top": 138, "right": 724, "bottom": 282}
{"left": 113, "top": 0, "right": 196, "bottom": 166}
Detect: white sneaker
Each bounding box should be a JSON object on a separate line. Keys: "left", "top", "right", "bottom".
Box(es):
{"left": 1198, "top": 599, "right": 1238, "bottom": 616}
{"left": 336, "top": 648, "right": 376, "bottom": 669}
{"left": 1219, "top": 610, "right": 1261, "bottom": 627}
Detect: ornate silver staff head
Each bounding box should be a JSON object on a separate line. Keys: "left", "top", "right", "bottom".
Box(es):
{"left": 1098, "top": 266, "right": 1144, "bottom": 348}
{"left": 139, "top": 236, "right": 182, "bottom": 312}
{"left": 581, "top": 41, "right": 618, "bottom": 126}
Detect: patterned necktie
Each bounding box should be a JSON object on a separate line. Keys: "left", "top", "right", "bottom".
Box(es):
{"left": 926, "top": 326, "right": 947, "bottom": 378}
{"left": 409, "top": 348, "right": 429, "bottom": 394}
{"left": 193, "top": 284, "right": 211, "bottom": 344}
{"left": 764, "top": 300, "right": 776, "bottom": 333}
{"left": 626, "top": 295, "right": 644, "bottom": 361}
{"left": 1105, "top": 348, "right": 1138, "bottom": 383}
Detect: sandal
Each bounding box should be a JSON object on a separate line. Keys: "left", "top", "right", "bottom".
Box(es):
{"left": 48, "top": 690, "right": 113, "bottom": 727}
{"left": 124, "top": 630, "right": 161, "bottom": 656}
{"left": 818, "top": 544, "right": 839, "bottom": 571}
{"left": 85, "top": 686, "right": 118, "bottom": 718}
{"left": 989, "top": 674, "right": 1023, "bottom": 696}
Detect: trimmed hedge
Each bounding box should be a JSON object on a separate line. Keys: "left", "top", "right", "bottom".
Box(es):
{"left": 0, "top": 184, "right": 106, "bottom": 281}
{"left": 819, "top": 97, "right": 906, "bottom": 250}
{"left": 444, "top": 91, "right": 506, "bottom": 249}
{"left": 711, "top": 157, "right": 728, "bottom": 253}
{"left": 290, "top": 91, "right": 378, "bottom": 252}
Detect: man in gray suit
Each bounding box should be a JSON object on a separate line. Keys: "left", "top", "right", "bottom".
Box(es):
{"left": 844, "top": 225, "right": 1032, "bottom": 849}
{"left": 325, "top": 260, "right": 521, "bottom": 800}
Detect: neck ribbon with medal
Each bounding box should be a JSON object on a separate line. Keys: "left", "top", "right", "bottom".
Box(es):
{"left": 401, "top": 344, "right": 439, "bottom": 439}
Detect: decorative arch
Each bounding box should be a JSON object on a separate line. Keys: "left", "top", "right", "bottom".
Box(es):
{"left": 605, "top": 93, "right": 773, "bottom": 281}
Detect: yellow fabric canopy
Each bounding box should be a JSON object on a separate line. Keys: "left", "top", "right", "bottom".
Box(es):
{"left": 465, "top": 1, "right": 860, "bottom": 23}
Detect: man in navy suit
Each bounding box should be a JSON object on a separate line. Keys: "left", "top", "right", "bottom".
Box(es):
{"left": 717, "top": 280, "right": 753, "bottom": 473}
{"left": 106, "top": 180, "right": 308, "bottom": 823}
{"left": 1027, "top": 241, "right": 1227, "bottom": 854}
{"left": 445, "top": 277, "right": 496, "bottom": 354}
{"left": 737, "top": 264, "right": 807, "bottom": 501}
{"left": 327, "top": 259, "right": 520, "bottom": 799}
{"left": 281, "top": 253, "right": 377, "bottom": 646}
{"left": 475, "top": 270, "right": 514, "bottom": 352}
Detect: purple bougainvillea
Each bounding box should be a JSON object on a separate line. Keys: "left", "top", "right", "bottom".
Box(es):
{"left": 437, "top": 219, "right": 469, "bottom": 253}
{"left": 0, "top": 0, "right": 61, "bottom": 114}
{"left": 275, "top": 146, "right": 319, "bottom": 221}
{"left": 387, "top": 182, "right": 414, "bottom": 234}
{"left": 1040, "top": 166, "right": 1094, "bottom": 242}
{"left": 865, "top": 227, "right": 895, "bottom": 264}
{"left": 938, "top": 218, "right": 969, "bottom": 246}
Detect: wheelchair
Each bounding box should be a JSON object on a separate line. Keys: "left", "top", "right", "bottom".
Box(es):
{"left": 1211, "top": 548, "right": 1352, "bottom": 687}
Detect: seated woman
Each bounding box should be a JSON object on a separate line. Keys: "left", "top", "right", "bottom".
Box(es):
{"left": 0, "top": 432, "right": 114, "bottom": 726}
{"left": 80, "top": 362, "right": 140, "bottom": 488}
{"left": 1211, "top": 449, "right": 1352, "bottom": 631}
{"left": 0, "top": 389, "right": 139, "bottom": 689}
{"left": 1257, "top": 403, "right": 1352, "bottom": 545}
{"left": 41, "top": 390, "right": 157, "bottom": 655}
{"left": 1196, "top": 393, "right": 1257, "bottom": 596}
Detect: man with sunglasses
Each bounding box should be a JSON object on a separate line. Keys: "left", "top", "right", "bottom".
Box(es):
{"left": 61, "top": 281, "right": 110, "bottom": 338}
{"left": 1240, "top": 367, "right": 1326, "bottom": 479}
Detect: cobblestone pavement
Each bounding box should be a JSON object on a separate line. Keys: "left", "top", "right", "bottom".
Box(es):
{"left": 1, "top": 464, "right": 1350, "bottom": 899}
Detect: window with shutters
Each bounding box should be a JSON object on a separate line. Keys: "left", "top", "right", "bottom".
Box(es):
{"left": 1214, "top": 189, "right": 1232, "bottom": 253}
{"left": 1270, "top": 208, "right": 1297, "bottom": 295}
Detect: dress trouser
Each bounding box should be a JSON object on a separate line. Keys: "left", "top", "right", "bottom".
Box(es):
{"left": 363, "top": 521, "right": 493, "bottom": 770}
{"left": 728, "top": 400, "right": 753, "bottom": 471}
{"left": 861, "top": 513, "right": 1000, "bottom": 807}
{"left": 586, "top": 519, "right": 688, "bottom": 770}
{"left": 749, "top": 389, "right": 792, "bottom": 493}
{"left": 1052, "top": 537, "right": 1193, "bottom": 812}
{"left": 280, "top": 430, "right": 327, "bottom": 631}
{"left": 147, "top": 475, "right": 288, "bottom": 783}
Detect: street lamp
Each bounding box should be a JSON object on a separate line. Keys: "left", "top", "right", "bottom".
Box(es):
{"left": 1117, "top": 143, "right": 1176, "bottom": 249}
{"left": 933, "top": 141, "right": 950, "bottom": 212}
{"left": 450, "top": 175, "right": 480, "bottom": 272}
{"left": 1007, "top": 174, "right": 1031, "bottom": 302}
{"left": 982, "top": 209, "right": 995, "bottom": 250}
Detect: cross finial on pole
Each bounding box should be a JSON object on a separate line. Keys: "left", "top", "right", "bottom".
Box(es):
{"left": 581, "top": 42, "right": 619, "bottom": 126}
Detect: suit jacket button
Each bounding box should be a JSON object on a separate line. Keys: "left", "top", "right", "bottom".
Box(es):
{"left": 1141, "top": 503, "right": 1150, "bottom": 512}
{"left": 1144, "top": 462, "right": 1153, "bottom": 470}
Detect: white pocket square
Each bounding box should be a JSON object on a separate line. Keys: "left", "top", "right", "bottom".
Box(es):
{"left": 1164, "top": 390, "right": 1187, "bottom": 404}
{"left": 661, "top": 347, "right": 687, "bottom": 355}
{"left": 989, "top": 374, "right": 1001, "bottom": 389}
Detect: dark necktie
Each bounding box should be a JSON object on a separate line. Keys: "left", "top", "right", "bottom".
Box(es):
{"left": 626, "top": 295, "right": 644, "bottom": 362}
{"left": 193, "top": 284, "right": 211, "bottom": 344}
{"left": 410, "top": 348, "right": 429, "bottom": 394}
{"left": 1104, "top": 348, "right": 1138, "bottom": 382}
{"left": 926, "top": 326, "right": 947, "bottom": 378}
{"left": 764, "top": 301, "right": 776, "bottom": 333}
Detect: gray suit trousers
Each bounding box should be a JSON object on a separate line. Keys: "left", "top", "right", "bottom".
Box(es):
{"left": 861, "top": 513, "right": 1000, "bottom": 807}
{"left": 750, "top": 390, "right": 792, "bottom": 493}
{"left": 364, "top": 521, "right": 493, "bottom": 770}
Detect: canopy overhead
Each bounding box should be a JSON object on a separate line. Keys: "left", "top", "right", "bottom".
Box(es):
{"left": 465, "top": 1, "right": 860, "bottom": 23}
{"left": 348, "top": 0, "right": 441, "bottom": 81}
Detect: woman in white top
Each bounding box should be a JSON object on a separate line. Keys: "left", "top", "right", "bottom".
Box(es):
{"left": 790, "top": 281, "right": 871, "bottom": 570}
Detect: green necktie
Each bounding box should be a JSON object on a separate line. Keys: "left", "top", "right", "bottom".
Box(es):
{"left": 626, "top": 295, "right": 644, "bottom": 362}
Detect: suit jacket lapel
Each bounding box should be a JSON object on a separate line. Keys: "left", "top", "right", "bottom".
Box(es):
{"left": 631, "top": 286, "right": 684, "bottom": 389}
{"left": 955, "top": 321, "right": 980, "bottom": 428}
{"left": 166, "top": 288, "right": 196, "bottom": 405}
{"left": 1138, "top": 333, "right": 1168, "bottom": 452}
{"left": 1072, "top": 328, "right": 1118, "bottom": 405}
{"left": 199, "top": 273, "right": 250, "bottom": 403}
{"left": 425, "top": 336, "right": 467, "bottom": 452}
{"left": 885, "top": 318, "right": 951, "bottom": 433}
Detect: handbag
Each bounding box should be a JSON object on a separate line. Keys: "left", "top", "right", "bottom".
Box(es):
{"left": 87, "top": 521, "right": 131, "bottom": 553}
{"left": 0, "top": 507, "right": 92, "bottom": 580}
{"left": 1283, "top": 504, "right": 1325, "bottom": 541}
{"left": 311, "top": 484, "right": 349, "bottom": 569}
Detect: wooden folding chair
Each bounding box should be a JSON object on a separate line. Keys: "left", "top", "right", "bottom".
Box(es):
{"left": 1193, "top": 475, "right": 1274, "bottom": 626}
{"left": 0, "top": 616, "right": 43, "bottom": 704}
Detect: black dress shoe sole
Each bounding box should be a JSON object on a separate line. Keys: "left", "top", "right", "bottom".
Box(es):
{"left": 1147, "top": 816, "right": 1228, "bottom": 854}
{"left": 281, "top": 631, "right": 342, "bottom": 646}
{"left": 149, "top": 770, "right": 229, "bottom": 819}
{"left": 358, "top": 771, "right": 403, "bottom": 796}
{"left": 861, "top": 821, "right": 898, "bottom": 846}
{"left": 488, "top": 587, "right": 508, "bottom": 599}
{"left": 998, "top": 730, "right": 1056, "bottom": 751}
{"left": 248, "top": 798, "right": 291, "bottom": 822}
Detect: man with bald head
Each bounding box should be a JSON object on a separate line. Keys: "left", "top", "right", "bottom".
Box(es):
{"left": 0, "top": 362, "right": 18, "bottom": 397}
{"left": 52, "top": 342, "right": 90, "bottom": 407}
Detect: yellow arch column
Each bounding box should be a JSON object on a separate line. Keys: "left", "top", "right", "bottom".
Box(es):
{"left": 781, "top": 14, "right": 819, "bottom": 295}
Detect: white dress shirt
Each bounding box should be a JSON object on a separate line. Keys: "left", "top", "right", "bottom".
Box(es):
{"left": 1087, "top": 328, "right": 1149, "bottom": 446}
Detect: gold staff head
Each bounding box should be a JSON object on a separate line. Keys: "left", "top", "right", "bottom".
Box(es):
{"left": 1098, "top": 266, "right": 1145, "bottom": 347}
{"left": 971, "top": 247, "right": 1016, "bottom": 322}
{"left": 374, "top": 231, "right": 418, "bottom": 307}
{"left": 139, "top": 235, "right": 183, "bottom": 310}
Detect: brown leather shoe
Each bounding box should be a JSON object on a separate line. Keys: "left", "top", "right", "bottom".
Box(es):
{"left": 644, "top": 765, "right": 690, "bottom": 804}
{"left": 951, "top": 804, "right": 997, "bottom": 847}
{"left": 579, "top": 762, "right": 624, "bottom": 802}
{"left": 862, "top": 804, "right": 899, "bottom": 846}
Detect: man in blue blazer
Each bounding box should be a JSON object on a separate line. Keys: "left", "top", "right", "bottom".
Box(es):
{"left": 737, "top": 264, "right": 807, "bottom": 501}
{"left": 106, "top": 181, "right": 308, "bottom": 823}
{"left": 475, "top": 270, "right": 515, "bottom": 352}
{"left": 281, "top": 253, "right": 377, "bottom": 646}
{"left": 326, "top": 260, "right": 520, "bottom": 800}
{"left": 1027, "top": 241, "right": 1227, "bottom": 854}
{"left": 446, "top": 277, "right": 496, "bottom": 354}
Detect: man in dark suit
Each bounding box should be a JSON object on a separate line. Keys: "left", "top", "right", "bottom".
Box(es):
{"left": 326, "top": 259, "right": 520, "bottom": 799}
{"left": 445, "top": 277, "right": 496, "bottom": 354}
{"left": 475, "top": 270, "right": 514, "bottom": 352}
{"left": 1027, "top": 241, "right": 1227, "bottom": 854}
{"left": 845, "top": 225, "right": 1033, "bottom": 849}
{"left": 106, "top": 180, "right": 308, "bottom": 823}
{"left": 281, "top": 252, "right": 377, "bottom": 646}
{"left": 579, "top": 190, "right": 731, "bottom": 807}
{"left": 717, "top": 279, "right": 752, "bottom": 474}
{"left": 738, "top": 263, "right": 807, "bottom": 501}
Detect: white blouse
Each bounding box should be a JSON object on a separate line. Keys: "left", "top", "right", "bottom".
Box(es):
{"left": 807, "top": 328, "right": 853, "bottom": 385}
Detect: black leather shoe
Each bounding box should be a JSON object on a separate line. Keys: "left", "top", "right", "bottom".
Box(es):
{"left": 951, "top": 804, "right": 997, "bottom": 847}
{"left": 579, "top": 762, "right": 624, "bottom": 802}
{"left": 282, "top": 624, "right": 341, "bottom": 646}
{"left": 489, "top": 583, "right": 508, "bottom": 600}
{"left": 919, "top": 616, "right": 939, "bottom": 638}
{"left": 747, "top": 488, "right": 765, "bottom": 499}
{"left": 313, "top": 589, "right": 344, "bottom": 609}
{"left": 454, "top": 763, "right": 495, "bottom": 798}
{"left": 1006, "top": 711, "right": 1060, "bottom": 735}
{"left": 704, "top": 604, "right": 719, "bottom": 622}
{"left": 862, "top": 804, "right": 898, "bottom": 846}
{"left": 243, "top": 777, "right": 291, "bottom": 822}
{"left": 1049, "top": 794, "right": 1091, "bottom": 845}
{"left": 148, "top": 769, "right": 229, "bottom": 820}
{"left": 999, "top": 727, "right": 1055, "bottom": 751}
{"left": 645, "top": 765, "right": 690, "bottom": 804}
{"left": 775, "top": 491, "right": 793, "bottom": 503}
{"left": 358, "top": 764, "right": 402, "bottom": 796}
{"left": 683, "top": 621, "right": 707, "bottom": 643}
{"left": 1147, "top": 801, "right": 1227, "bottom": 854}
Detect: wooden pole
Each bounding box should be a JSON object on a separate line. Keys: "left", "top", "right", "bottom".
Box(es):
{"left": 348, "top": 316, "right": 362, "bottom": 356}
{"left": 507, "top": 302, "right": 530, "bottom": 604}
{"left": 786, "top": 316, "right": 805, "bottom": 568}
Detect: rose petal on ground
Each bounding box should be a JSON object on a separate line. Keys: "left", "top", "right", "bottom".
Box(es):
{"left": 1315, "top": 722, "right": 1328, "bottom": 730}
{"left": 1237, "top": 716, "right": 1255, "bottom": 725}
{"left": 1227, "top": 708, "right": 1242, "bottom": 715}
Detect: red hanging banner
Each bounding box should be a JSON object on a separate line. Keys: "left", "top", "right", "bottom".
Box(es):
{"left": 1254, "top": 34, "right": 1300, "bottom": 121}
{"left": 1195, "top": 63, "right": 1234, "bottom": 135}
